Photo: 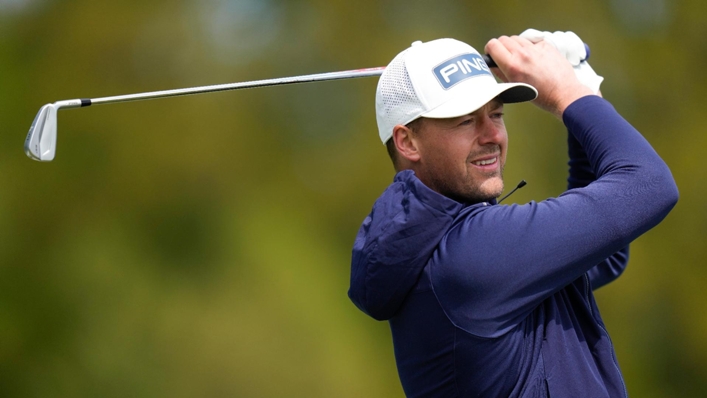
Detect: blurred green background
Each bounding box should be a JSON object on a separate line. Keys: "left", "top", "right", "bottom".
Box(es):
{"left": 1, "top": 0, "right": 705, "bottom": 397}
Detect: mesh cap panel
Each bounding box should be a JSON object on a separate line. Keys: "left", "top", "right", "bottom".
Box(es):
{"left": 375, "top": 50, "right": 425, "bottom": 144}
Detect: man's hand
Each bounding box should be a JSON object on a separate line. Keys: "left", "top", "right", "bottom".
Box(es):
{"left": 484, "top": 35, "right": 594, "bottom": 119}
{"left": 519, "top": 29, "right": 604, "bottom": 94}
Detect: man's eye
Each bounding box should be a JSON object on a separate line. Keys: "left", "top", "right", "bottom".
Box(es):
{"left": 492, "top": 112, "right": 505, "bottom": 119}
{"left": 459, "top": 119, "right": 473, "bottom": 126}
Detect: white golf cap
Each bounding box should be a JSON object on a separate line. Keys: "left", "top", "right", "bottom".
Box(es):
{"left": 375, "top": 38, "right": 538, "bottom": 143}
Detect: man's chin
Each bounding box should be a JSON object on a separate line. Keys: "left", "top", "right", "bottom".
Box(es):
{"left": 449, "top": 178, "right": 504, "bottom": 204}
{"left": 479, "top": 177, "right": 504, "bottom": 200}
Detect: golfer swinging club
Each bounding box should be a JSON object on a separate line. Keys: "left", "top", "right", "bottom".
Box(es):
{"left": 349, "top": 30, "right": 678, "bottom": 397}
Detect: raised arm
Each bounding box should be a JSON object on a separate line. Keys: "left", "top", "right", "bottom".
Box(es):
{"left": 429, "top": 37, "right": 678, "bottom": 337}
{"left": 568, "top": 126, "right": 630, "bottom": 290}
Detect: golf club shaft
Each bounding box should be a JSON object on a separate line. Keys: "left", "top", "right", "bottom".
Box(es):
{"left": 51, "top": 46, "right": 590, "bottom": 109}
{"left": 55, "top": 67, "right": 387, "bottom": 109}
{"left": 25, "top": 46, "right": 588, "bottom": 162}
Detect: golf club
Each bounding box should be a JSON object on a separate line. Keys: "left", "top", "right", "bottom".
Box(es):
{"left": 24, "top": 45, "right": 589, "bottom": 162}
{"left": 24, "top": 66, "right": 386, "bottom": 162}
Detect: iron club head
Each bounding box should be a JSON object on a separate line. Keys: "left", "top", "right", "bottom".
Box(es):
{"left": 24, "top": 103, "right": 58, "bottom": 162}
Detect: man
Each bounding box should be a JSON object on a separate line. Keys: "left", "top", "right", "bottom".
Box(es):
{"left": 348, "top": 31, "right": 678, "bottom": 397}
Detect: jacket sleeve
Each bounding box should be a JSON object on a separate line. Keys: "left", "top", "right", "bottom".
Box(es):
{"left": 430, "top": 96, "right": 678, "bottom": 337}
{"left": 567, "top": 129, "right": 629, "bottom": 290}
{"left": 349, "top": 171, "right": 463, "bottom": 320}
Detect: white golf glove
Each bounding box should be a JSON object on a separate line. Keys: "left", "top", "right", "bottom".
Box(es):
{"left": 520, "top": 29, "right": 603, "bottom": 94}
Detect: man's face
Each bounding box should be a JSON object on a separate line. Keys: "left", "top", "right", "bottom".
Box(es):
{"left": 410, "top": 99, "right": 507, "bottom": 204}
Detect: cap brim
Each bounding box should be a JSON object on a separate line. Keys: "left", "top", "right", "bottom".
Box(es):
{"left": 421, "top": 82, "right": 537, "bottom": 119}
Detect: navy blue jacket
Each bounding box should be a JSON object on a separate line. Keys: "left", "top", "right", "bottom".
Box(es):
{"left": 349, "top": 96, "right": 678, "bottom": 397}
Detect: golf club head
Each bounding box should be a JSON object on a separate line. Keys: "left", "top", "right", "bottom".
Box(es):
{"left": 25, "top": 103, "right": 57, "bottom": 161}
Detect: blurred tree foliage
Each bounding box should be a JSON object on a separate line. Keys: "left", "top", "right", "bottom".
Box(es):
{"left": 0, "top": 0, "right": 705, "bottom": 396}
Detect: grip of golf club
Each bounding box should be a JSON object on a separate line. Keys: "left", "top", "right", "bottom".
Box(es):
{"left": 483, "top": 43, "right": 591, "bottom": 68}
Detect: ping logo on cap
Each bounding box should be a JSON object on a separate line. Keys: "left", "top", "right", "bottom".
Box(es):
{"left": 433, "top": 53, "right": 491, "bottom": 89}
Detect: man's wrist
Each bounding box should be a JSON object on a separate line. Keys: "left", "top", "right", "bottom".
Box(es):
{"left": 554, "top": 86, "right": 596, "bottom": 119}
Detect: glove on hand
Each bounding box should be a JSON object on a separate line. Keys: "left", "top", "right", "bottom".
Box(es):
{"left": 520, "top": 29, "right": 603, "bottom": 94}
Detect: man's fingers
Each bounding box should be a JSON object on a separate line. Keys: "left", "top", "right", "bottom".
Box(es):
{"left": 484, "top": 37, "right": 514, "bottom": 69}
{"left": 484, "top": 36, "right": 533, "bottom": 67}
{"left": 496, "top": 35, "right": 533, "bottom": 53}
{"left": 485, "top": 35, "right": 538, "bottom": 75}
{"left": 510, "top": 35, "right": 535, "bottom": 48}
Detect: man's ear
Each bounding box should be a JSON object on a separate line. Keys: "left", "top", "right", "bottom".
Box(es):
{"left": 393, "top": 124, "right": 421, "bottom": 163}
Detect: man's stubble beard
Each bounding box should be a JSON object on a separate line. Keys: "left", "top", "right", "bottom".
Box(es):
{"left": 435, "top": 164, "right": 505, "bottom": 204}
{"left": 449, "top": 144, "right": 506, "bottom": 204}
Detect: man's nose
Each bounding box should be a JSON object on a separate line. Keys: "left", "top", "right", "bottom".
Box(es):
{"left": 477, "top": 117, "right": 503, "bottom": 144}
